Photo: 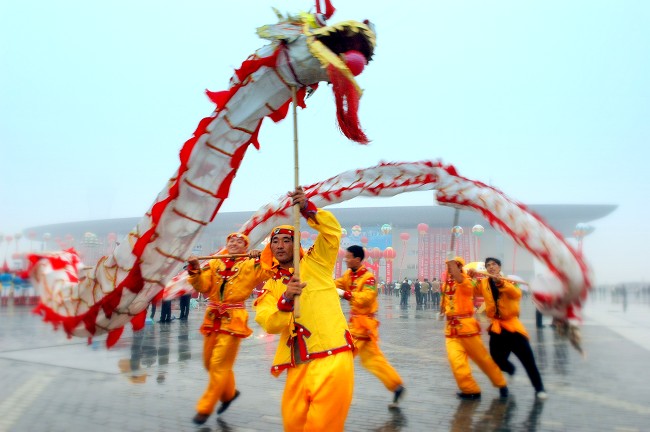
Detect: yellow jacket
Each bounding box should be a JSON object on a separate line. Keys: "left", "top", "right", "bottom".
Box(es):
{"left": 477, "top": 278, "right": 529, "bottom": 338}
{"left": 188, "top": 256, "right": 272, "bottom": 338}
{"left": 335, "top": 266, "right": 379, "bottom": 341}
{"left": 441, "top": 274, "right": 481, "bottom": 338}
{"left": 255, "top": 209, "right": 353, "bottom": 376}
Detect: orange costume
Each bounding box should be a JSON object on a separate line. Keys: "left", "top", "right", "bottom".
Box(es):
{"left": 335, "top": 266, "right": 404, "bottom": 396}
{"left": 255, "top": 205, "right": 354, "bottom": 432}
{"left": 188, "top": 252, "right": 272, "bottom": 418}
{"left": 477, "top": 274, "right": 545, "bottom": 395}
{"left": 441, "top": 257, "right": 507, "bottom": 397}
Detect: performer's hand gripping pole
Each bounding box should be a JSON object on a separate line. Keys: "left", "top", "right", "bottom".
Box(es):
{"left": 291, "top": 86, "right": 302, "bottom": 319}
{"left": 441, "top": 209, "right": 461, "bottom": 315}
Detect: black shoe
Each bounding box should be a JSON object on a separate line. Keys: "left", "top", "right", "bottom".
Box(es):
{"left": 457, "top": 392, "right": 481, "bottom": 400}
{"left": 388, "top": 385, "right": 406, "bottom": 408}
{"left": 499, "top": 386, "right": 509, "bottom": 399}
{"left": 192, "top": 413, "right": 210, "bottom": 425}
{"left": 216, "top": 390, "right": 240, "bottom": 415}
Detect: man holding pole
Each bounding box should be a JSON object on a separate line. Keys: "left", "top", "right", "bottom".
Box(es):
{"left": 441, "top": 255, "right": 509, "bottom": 400}
{"left": 468, "top": 257, "right": 547, "bottom": 400}
{"left": 186, "top": 233, "right": 273, "bottom": 425}
{"left": 335, "top": 245, "right": 406, "bottom": 408}
{"left": 255, "top": 187, "right": 354, "bottom": 432}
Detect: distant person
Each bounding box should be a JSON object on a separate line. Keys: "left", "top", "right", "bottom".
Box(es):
{"left": 469, "top": 257, "right": 547, "bottom": 400}
{"left": 159, "top": 298, "right": 173, "bottom": 323}
{"left": 620, "top": 284, "right": 628, "bottom": 312}
{"left": 431, "top": 277, "right": 441, "bottom": 308}
{"left": 400, "top": 278, "right": 410, "bottom": 307}
{"left": 178, "top": 292, "right": 192, "bottom": 320}
{"left": 421, "top": 278, "right": 431, "bottom": 305}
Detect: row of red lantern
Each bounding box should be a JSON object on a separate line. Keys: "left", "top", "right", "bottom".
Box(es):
{"left": 337, "top": 246, "right": 397, "bottom": 261}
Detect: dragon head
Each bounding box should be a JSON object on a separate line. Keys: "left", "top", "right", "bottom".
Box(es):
{"left": 257, "top": 9, "right": 376, "bottom": 143}
{"left": 258, "top": 10, "right": 376, "bottom": 91}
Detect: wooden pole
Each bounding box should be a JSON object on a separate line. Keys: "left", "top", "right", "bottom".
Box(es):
{"left": 441, "top": 209, "right": 461, "bottom": 316}
{"left": 192, "top": 253, "right": 250, "bottom": 260}
{"left": 291, "top": 86, "right": 302, "bottom": 318}
{"left": 447, "top": 209, "right": 460, "bottom": 260}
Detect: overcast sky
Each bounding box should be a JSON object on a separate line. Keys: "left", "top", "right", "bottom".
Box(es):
{"left": 1, "top": 1, "right": 648, "bottom": 284}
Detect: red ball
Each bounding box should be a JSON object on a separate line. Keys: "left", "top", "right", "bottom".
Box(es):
{"left": 342, "top": 50, "right": 366, "bottom": 76}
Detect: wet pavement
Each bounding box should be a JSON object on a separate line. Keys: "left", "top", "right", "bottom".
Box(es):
{"left": 1, "top": 293, "right": 649, "bottom": 432}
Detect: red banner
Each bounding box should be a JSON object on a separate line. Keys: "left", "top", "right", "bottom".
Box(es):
{"left": 386, "top": 261, "right": 393, "bottom": 283}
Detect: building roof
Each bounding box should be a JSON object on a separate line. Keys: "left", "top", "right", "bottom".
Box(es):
{"left": 26, "top": 204, "right": 617, "bottom": 239}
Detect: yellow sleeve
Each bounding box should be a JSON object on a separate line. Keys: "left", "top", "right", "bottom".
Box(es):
{"left": 188, "top": 259, "right": 221, "bottom": 295}
{"left": 254, "top": 281, "right": 293, "bottom": 334}
{"left": 305, "top": 209, "right": 341, "bottom": 268}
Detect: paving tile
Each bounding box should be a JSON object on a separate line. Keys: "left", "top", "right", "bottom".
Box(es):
{"left": 0, "top": 295, "right": 649, "bottom": 431}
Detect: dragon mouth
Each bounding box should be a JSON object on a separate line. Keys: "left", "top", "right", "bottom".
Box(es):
{"left": 310, "top": 20, "right": 376, "bottom": 63}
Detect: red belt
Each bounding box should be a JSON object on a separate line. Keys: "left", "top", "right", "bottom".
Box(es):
{"left": 207, "top": 302, "right": 245, "bottom": 317}
{"left": 446, "top": 313, "right": 473, "bottom": 321}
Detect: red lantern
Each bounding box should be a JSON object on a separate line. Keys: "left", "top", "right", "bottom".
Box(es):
{"left": 383, "top": 247, "right": 396, "bottom": 261}
{"left": 417, "top": 223, "right": 429, "bottom": 234}
{"left": 301, "top": 231, "right": 310, "bottom": 240}
{"left": 338, "top": 248, "right": 346, "bottom": 259}
{"left": 399, "top": 232, "right": 410, "bottom": 241}
{"left": 310, "top": 233, "right": 318, "bottom": 241}
{"left": 369, "top": 247, "right": 382, "bottom": 261}
{"left": 360, "top": 236, "right": 368, "bottom": 245}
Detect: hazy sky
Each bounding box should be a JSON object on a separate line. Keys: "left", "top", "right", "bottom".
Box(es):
{"left": 1, "top": 1, "right": 649, "bottom": 284}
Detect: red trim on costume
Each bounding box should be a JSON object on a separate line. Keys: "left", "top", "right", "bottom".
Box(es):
{"left": 300, "top": 200, "right": 318, "bottom": 219}
{"left": 445, "top": 333, "right": 481, "bottom": 339}
{"left": 201, "top": 302, "right": 246, "bottom": 336}
{"left": 277, "top": 294, "right": 294, "bottom": 312}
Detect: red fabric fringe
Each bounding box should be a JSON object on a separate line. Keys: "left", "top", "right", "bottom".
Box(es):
{"left": 30, "top": 45, "right": 314, "bottom": 348}
{"left": 327, "top": 65, "right": 369, "bottom": 144}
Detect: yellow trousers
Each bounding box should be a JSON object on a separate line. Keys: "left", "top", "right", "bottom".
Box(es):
{"left": 196, "top": 333, "right": 240, "bottom": 414}
{"left": 445, "top": 335, "right": 506, "bottom": 394}
{"left": 355, "top": 338, "right": 403, "bottom": 392}
{"left": 282, "top": 350, "right": 354, "bottom": 432}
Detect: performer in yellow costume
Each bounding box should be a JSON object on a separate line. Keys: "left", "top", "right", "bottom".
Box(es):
{"left": 441, "top": 256, "right": 509, "bottom": 400}
{"left": 471, "top": 257, "right": 547, "bottom": 400}
{"left": 255, "top": 187, "right": 354, "bottom": 432}
{"left": 186, "top": 233, "right": 272, "bottom": 425}
{"left": 335, "top": 245, "right": 406, "bottom": 408}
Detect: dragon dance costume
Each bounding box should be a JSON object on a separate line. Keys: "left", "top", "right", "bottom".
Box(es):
{"left": 441, "top": 257, "right": 507, "bottom": 396}
{"left": 477, "top": 276, "right": 545, "bottom": 395}
{"left": 188, "top": 244, "right": 272, "bottom": 418}
{"left": 255, "top": 204, "right": 354, "bottom": 432}
{"left": 335, "top": 265, "right": 403, "bottom": 394}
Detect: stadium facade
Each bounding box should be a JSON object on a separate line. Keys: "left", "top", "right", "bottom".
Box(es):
{"left": 22, "top": 204, "right": 616, "bottom": 283}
